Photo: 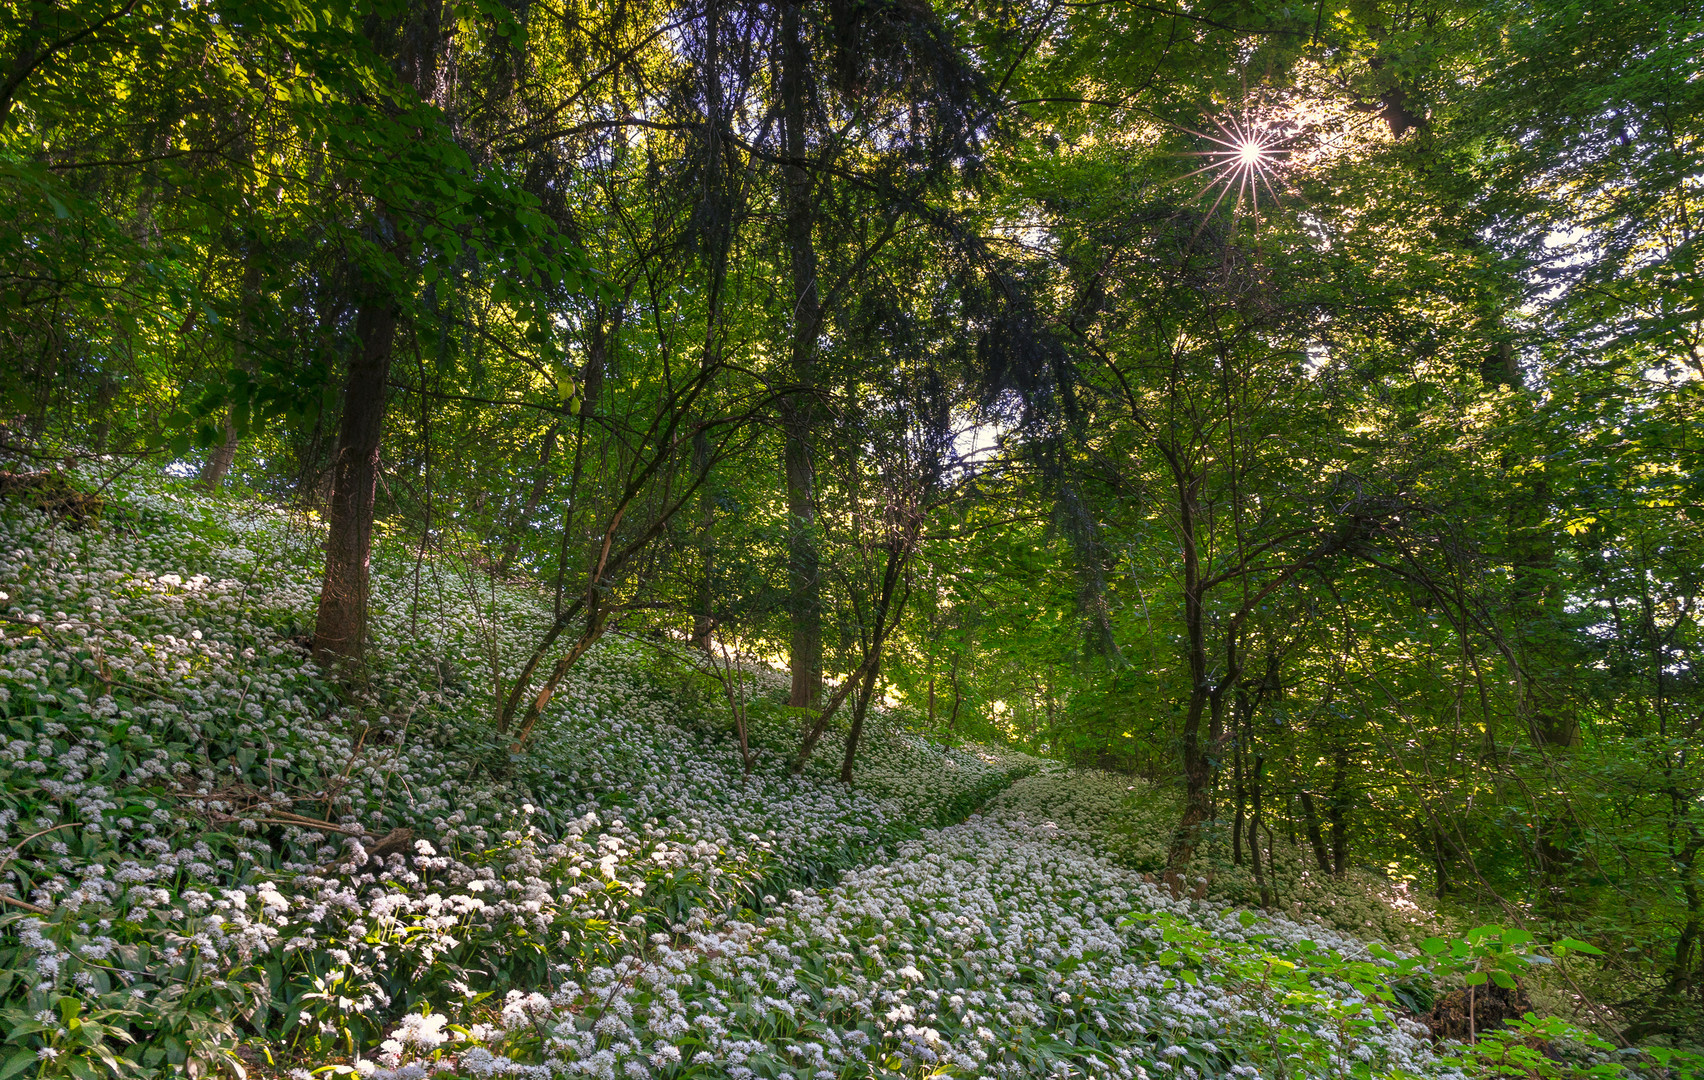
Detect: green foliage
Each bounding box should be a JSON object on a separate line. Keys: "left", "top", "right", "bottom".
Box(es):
{"left": 3, "top": 0, "right": 1702, "bottom": 1064}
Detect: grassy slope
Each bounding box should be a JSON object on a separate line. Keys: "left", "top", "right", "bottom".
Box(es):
{"left": 0, "top": 472, "right": 1659, "bottom": 1080}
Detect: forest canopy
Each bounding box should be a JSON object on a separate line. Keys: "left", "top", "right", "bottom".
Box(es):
{"left": 3, "top": 0, "right": 1704, "bottom": 1061}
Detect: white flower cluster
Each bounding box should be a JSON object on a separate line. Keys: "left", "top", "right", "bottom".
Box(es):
{"left": 0, "top": 468, "right": 1041, "bottom": 1068}
{"left": 445, "top": 773, "right": 1465, "bottom": 1079}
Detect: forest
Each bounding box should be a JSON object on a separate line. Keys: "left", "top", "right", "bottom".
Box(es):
{"left": 1, "top": 0, "right": 1701, "bottom": 1074}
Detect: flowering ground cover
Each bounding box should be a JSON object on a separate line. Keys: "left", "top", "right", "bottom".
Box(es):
{"left": 438, "top": 779, "right": 1459, "bottom": 1080}
{"left": 984, "top": 770, "right": 1454, "bottom": 954}
{"left": 0, "top": 472, "right": 1672, "bottom": 1079}
{"left": 0, "top": 472, "right": 1039, "bottom": 1075}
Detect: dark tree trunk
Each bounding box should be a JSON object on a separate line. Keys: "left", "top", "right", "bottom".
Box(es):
{"left": 946, "top": 653, "right": 962, "bottom": 739}
{"left": 1232, "top": 737, "right": 1245, "bottom": 866}
{"left": 1300, "top": 791, "right": 1333, "bottom": 875}
{"left": 312, "top": 294, "right": 398, "bottom": 667}
{"left": 690, "top": 426, "right": 716, "bottom": 651}
{"left": 779, "top": 0, "right": 822, "bottom": 709}
{"left": 839, "top": 657, "right": 880, "bottom": 783}
{"left": 1248, "top": 754, "right": 1273, "bottom": 907}
{"left": 1166, "top": 466, "right": 1213, "bottom": 871}
{"left": 1327, "top": 744, "right": 1350, "bottom": 877}
{"left": 1433, "top": 825, "right": 1452, "bottom": 898}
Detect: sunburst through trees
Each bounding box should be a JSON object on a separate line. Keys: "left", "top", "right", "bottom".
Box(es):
{"left": 1176, "top": 114, "right": 1294, "bottom": 220}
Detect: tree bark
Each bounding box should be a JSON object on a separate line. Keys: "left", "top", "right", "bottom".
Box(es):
{"left": 1166, "top": 461, "right": 1214, "bottom": 871}
{"left": 92, "top": 375, "right": 115, "bottom": 454}
{"left": 779, "top": 0, "right": 822, "bottom": 709}
{"left": 197, "top": 410, "right": 240, "bottom": 489}
{"left": 1300, "top": 791, "right": 1333, "bottom": 875}
{"left": 1232, "top": 738, "right": 1245, "bottom": 866}
{"left": 838, "top": 657, "right": 880, "bottom": 783}
{"left": 1327, "top": 744, "right": 1350, "bottom": 877}
{"left": 690, "top": 426, "right": 716, "bottom": 650}
{"left": 792, "top": 515, "right": 918, "bottom": 773}
{"left": 1433, "top": 825, "right": 1453, "bottom": 898}
{"left": 1248, "top": 753, "right": 1273, "bottom": 907}
{"left": 312, "top": 294, "right": 398, "bottom": 667}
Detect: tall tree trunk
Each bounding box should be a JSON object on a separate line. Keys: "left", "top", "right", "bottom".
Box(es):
{"left": 946, "top": 654, "right": 962, "bottom": 740}
{"left": 1232, "top": 736, "right": 1245, "bottom": 866}
{"left": 690, "top": 426, "right": 716, "bottom": 650}
{"left": 778, "top": 0, "right": 822, "bottom": 709}
{"left": 1248, "top": 753, "right": 1272, "bottom": 907}
{"left": 1327, "top": 744, "right": 1350, "bottom": 877}
{"left": 312, "top": 292, "right": 398, "bottom": 667}
{"left": 1300, "top": 792, "right": 1333, "bottom": 875}
{"left": 1433, "top": 824, "right": 1453, "bottom": 898}
{"left": 690, "top": 1, "right": 728, "bottom": 654}
{"left": 1166, "top": 464, "right": 1213, "bottom": 871}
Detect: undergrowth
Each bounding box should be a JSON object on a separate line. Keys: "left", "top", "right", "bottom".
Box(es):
{"left": 0, "top": 469, "right": 1697, "bottom": 1080}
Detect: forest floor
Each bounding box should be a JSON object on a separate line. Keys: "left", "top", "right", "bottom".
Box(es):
{"left": 0, "top": 468, "right": 1672, "bottom": 1079}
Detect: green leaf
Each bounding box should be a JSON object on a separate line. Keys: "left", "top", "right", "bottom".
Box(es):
{"left": 1464, "top": 971, "right": 1488, "bottom": 987}
{"left": 1420, "top": 937, "right": 1448, "bottom": 956}
{"left": 0, "top": 1049, "right": 38, "bottom": 1080}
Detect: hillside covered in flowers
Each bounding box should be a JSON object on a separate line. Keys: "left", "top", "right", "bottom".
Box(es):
{"left": 0, "top": 473, "right": 1682, "bottom": 1079}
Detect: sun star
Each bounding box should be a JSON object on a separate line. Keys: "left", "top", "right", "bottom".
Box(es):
{"left": 1172, "top": 115, "right": 1293, "bottom": 219}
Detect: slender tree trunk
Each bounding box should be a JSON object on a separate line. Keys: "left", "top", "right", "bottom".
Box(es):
{"left": 1232, "top": 737, "right": 1245, "bottom": 866}
{"left": 1248, "top": 753, "right": 1272, "bottom": 907}
{"left": 946, "top": 652, "right": 962, "bottom": 735}
{"left": 1300, "top": 792, "right": 1333, "bottom": 875}
{"left": 1433, "top": 824, "right": 1452, "bottom": 898}
{"left": 839, "top": 657, "right": 880, "bottom": 783}
{"left": 1167, "top": 466, "right": 1213, "bottom": 871}
{"left": 312, "top": 292, "right": 398, "bottom": 667}
{"left": 1327, "top": 744, "right": 1350, "bottom": 877}
{"left": 779, "top": 0, "right": 822, "bottom": 709}
{"left": 793, "top": 524, "right": 916, "bottom": 773}
{"left": 1666, "top": 841, "right": 1703, "bottom": 997}
{"left": 510, "top": 611, "right": 608, "bottom": 748}
{"left": 690, "top": 426, "right": 716, "bottom": 650}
